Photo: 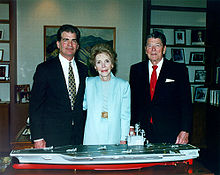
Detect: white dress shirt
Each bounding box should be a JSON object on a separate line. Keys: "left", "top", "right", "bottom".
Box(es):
{"left": 148, "top": 58, "right": 164, "bottom": 82}
{"left": 59, "top": 54, "right": 80, "bottom": 93}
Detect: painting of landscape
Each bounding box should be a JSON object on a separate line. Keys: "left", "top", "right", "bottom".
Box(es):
{"left": 44, "top": 26, "right": 116, "bottom": 75}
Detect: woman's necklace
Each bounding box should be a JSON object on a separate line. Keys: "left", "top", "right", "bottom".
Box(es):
{"left": 101, "top": 80, "right": 110, "bottom": 119}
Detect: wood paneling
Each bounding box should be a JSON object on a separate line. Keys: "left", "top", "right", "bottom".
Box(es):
{"left": 0, "top": 103, "right": 9, "bottom": 153}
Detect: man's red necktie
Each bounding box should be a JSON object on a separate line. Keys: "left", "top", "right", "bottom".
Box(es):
{"left": 150, "top": 65, "right": 158, "bottom": 100}
{"left": 150, "top": 65, "right": 158, "bottom": 124}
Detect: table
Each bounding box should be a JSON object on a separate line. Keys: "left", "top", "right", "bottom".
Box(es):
{"left": 2, "top": 160, "right": 214, "bottom": 175}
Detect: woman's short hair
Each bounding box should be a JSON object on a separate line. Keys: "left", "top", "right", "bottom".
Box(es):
{"left": 90, "top": 43, "right": 117, "bottom": 66}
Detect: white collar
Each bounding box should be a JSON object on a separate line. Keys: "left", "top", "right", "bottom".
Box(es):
{"left": 59, "top": 54, "right": 76, "bottom": 65}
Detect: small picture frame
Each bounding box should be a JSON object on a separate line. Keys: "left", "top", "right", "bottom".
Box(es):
{"left": 194, "top": 70, "right": 206, "bottom": 83}
{"left": 190, "top": 52, "right": 205, "bottom": 64}
{"left": 194, "top": 87, "right": 208, "bottom": 103}
{"left": 191, "top": 29, "right": 205, "bottom": 45}
{"left": 216, "top": 67, "right": 220, "bottom": 84}
{"left": 0, "top": 30, "right": 3, "bottom": 40}
{"left": 0, "top": 64, "right": 9, "bottom": 80}
{"left": 174, "top": 30, "right": 186, "bottom": 45}
{"left": 0, "top": 49, "right": 4, "bottom": 61}
{"left": 171, "top": 48, "right": 185, "bottom": 63}
{"left": 16, "top": 84, "right": 31, "bottom": 103}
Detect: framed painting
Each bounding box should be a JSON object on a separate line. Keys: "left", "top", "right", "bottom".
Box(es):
{"left": 44, "top": 25, "right": 116, "bottom": 67}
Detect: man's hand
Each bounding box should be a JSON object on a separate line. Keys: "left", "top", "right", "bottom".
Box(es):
{"left": 34, "top": 139, "right": 46, "bottom": 148}
{"left": 175, "top": 131, "right": 189, "bottom": 144}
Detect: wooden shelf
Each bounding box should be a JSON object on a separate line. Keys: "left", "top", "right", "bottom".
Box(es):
{"left": 186, "top": 64, "right": 205, "bottom": 66}
{"left": 167, "top": 44, "right": 206, "bottom": 48}
{"left": 0, "top": 80, "right": 10, "bottom": 83}
{"left": 0, "top": 61, "right": 10, "bottom": 64}
{"left": 0, "top": 40, "right": 10, "bottom": 43}
{"left": 151, "top": 25, "right": 206, "bottom": 30}
{"left": 151, "top": 5, "right": 207, "bottom": 12}
{"left": 0, "top": 19, "right": 9, "bottom": 24}
{"left": 190, "top": 82, "right": 206, "bottom": 85}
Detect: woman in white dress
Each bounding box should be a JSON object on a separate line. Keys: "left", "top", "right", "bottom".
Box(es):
{"left": 83, "top": 43, "right": 131, "bottom": 145}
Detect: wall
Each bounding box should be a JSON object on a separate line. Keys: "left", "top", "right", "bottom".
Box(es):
{"left": 17, "top": 0, "right": 143, "bottom": 85}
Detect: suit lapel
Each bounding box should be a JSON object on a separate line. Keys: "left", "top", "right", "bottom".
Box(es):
{"left": 153, "top": 59, "right": 169, "bottom": 101}
{"left": 76, "top": 60, "right": 84, "bottom": 85}
{"left": 143, "top": 61, "right": 151, "bottom": 102}
{"left": 54, "top": 57, "right": 71, "bottom": 104}
{"left": 75, "top": 60, "right": 86, "bottom": 100}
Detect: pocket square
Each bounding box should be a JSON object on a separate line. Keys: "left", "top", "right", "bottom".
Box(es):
{"left": 165, "top": 79, "right": 175, "bottom": 82}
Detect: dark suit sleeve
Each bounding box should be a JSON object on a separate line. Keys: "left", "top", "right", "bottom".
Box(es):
{"left": 130, "top": 65, "right": 135, "bottom": 126}
{"left": 129, "top": 64, "right": 141, "bottom": 126}
{"left": 29, "top": 63, "right": 48, "bottom": 141}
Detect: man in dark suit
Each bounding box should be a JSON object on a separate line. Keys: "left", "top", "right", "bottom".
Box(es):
{"left": 29, "top": 24, "right": 88, "bottom": 148}
{"left": 130, "top": 31, "right": 192, "bottom": 144}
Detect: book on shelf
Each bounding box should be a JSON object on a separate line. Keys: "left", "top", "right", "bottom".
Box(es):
{"left": 15, "top": 84, "right": 30, "bottom": 103}
{"left": 210, "top": 89, "right": 220, "bottom": 107}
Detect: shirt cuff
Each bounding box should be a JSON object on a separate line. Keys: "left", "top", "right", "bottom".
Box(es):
{"left": 34, "top": 138, "right": 44, "bottom": 142}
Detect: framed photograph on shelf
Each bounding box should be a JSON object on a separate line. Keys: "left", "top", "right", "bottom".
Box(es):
{"left": 191, "top": 29, "right": 205, "bottom": 45}
{"left": 15, "top": 84, "right": 30, "bottom": 103}
{"left": 216, "top": 67, "right": 220, "bottom": 84}
{"left": 0, "top": 49, "right": 4, "bottom": 61}
{"left": 190, "top": 52, "right": 205, "bottom": 64}
{"left": 194, "top": 70, "right": 206, "bottom": 83}
{"left": 174, "top": 30, "right": 186, "bottom": 45}
{"left": 0, "top": 30, "right": 3, "bottom": 40}
{"left": 171, "top": 48, "right": 185, "bottom": 63}
{"left": 194, "top": 87, "right": 208, "bottom": 103}
{"left": 0, "top": 64, "right": 9, "bottom": 80}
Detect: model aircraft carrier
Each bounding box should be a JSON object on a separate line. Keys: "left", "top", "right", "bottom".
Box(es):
{"left": 10, "top": 143, "right": 199, "bottom": 170}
